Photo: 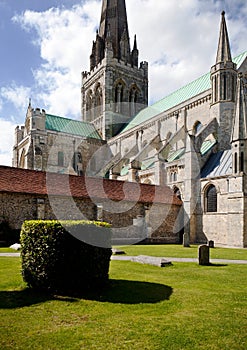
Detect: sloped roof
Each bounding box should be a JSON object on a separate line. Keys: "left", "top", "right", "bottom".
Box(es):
{"left": 201, "top": 150, "right": 232, "bottom": 178}
{"left": 0, "top": 166, "right": 181, "bottom": 206}
{"left": 45, "top": 114, "right": 101, "bottom": 140}
{"left": 122, "top": 51, "right": 247, "bottom": 133}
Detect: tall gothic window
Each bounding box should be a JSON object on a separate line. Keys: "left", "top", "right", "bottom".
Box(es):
{"left": 129, "top": 87, "right": 138, "bottom": 117}
{"left": 205, "top": 185, "right": 217, "bottom": 213}
{"left": 115, "top": 83, "right": 123, "bottom": 113}
{"left": 58, "top": 152, "right": 64, "bottom": 167}
{"left": 234, "top": 152, "right": 238, "bottom": 174}
{"left": 240, "top": 152, "right": 244, "bottom": 172}
{"left": 95, "top": 85, "right": 103, "bottom": 116}
{"left": 86, "top": 91, "right": 93, "bottom": 121}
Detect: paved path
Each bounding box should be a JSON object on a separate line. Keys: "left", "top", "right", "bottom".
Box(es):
{"left": 111, "top": 255, "right": 247, "bottom": 265}
{"left": 1, "top": 253, "right": 247, "bottom": 265}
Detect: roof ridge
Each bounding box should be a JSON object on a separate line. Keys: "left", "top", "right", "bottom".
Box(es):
{"left": 121, "top": 50, "right": 247, "bottom": 134}
{"left": 153, "top": 50, "right": 247, "bottom": 107}
{"left": 46, "top": 113, "right": 93, "bottom": 126}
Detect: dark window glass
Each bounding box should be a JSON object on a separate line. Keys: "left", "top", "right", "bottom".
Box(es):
{"left": 206, "top": 185, "right": 217, "bottom": 213}
{"left": 240, "top": 152, "right": 244, "bottom": 172}
{"left": 58, "top": 152, "right": 64, "bottom": 167}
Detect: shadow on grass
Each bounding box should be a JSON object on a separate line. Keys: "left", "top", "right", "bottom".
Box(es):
{"left": 0, "top": 288, "right": 78, "bottom": 309}
{"left": 0, "top": 280, "right": 173, "bottom": 308}
{"left": 208, "top": 263, "right": 228, "bottom": 267}
{"left": 84, "top": 279, "right": 173, "bottom": 304}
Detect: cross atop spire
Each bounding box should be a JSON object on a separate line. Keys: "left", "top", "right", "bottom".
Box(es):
{"left": 216, "top": 11, "right": 232, "bottom": 63}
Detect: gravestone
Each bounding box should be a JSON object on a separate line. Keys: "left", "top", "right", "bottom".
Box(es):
{"left": 198, "top": 245, "right": 210, "bottom": 265}
{"left": 208, "top": 240, "right": 215, "bottom": 248}
{"left": 183, "top": 232, "right": 190, "bottom": 247}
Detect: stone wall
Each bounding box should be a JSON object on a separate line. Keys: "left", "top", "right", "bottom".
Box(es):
{"left": 201, "top": 176, "right": 246, "bottom": 247}
{"left": 0, "top": 191, "right": 181, "bottom": 244}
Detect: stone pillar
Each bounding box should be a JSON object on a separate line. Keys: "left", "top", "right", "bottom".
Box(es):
{"left": 183, "top": 232, "right": 190, "bottom": 247}
{"left": 128, "top": 160, "right": 141, "bottom": 182}
{"left": 154, "top": 155, "right": 166, "bottom": 186}
{"left": 183, "top": 133, "right": 202, "bottom": 244}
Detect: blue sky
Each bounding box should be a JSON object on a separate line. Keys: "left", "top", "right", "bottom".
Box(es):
{"left": 0, "top": 0, "right": 247, "bottom": 165}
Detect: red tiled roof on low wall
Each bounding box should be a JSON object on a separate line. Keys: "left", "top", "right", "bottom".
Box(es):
{"left": 0, "top": 166, "right": 181, "bottom": 206}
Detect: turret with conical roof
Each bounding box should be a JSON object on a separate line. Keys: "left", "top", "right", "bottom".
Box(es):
{"left": 216, "top": 11, "right": 232, "bottom": 64}
{"left": 210, "top": 11, "right": 238, "bottom": 150}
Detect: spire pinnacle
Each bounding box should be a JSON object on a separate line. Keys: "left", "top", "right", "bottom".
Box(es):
{"left": 231, "top": 73, "right": 247, "bottom": 142}
{"left": 133, "top": 34, "right": 137, "bottom": 50}
{"left": 99, "top": 0, "right": 130, "bottom": 61}
{"left": 216, "top": 11, "right": 232, "bottom": 63}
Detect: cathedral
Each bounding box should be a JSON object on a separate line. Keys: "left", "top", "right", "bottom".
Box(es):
{"left": 12, "top": 0, "right": 247, "bottom": 248}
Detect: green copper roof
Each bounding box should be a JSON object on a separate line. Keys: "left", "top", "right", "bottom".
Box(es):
{"left": 167, "top": 139, "right": 217, "bottom": 163}
{"left": 122, "top": 51, "right": 247, "bottom": 133}
{"left": 167, "top": 148, "right": 185, "bottom": 162}
{"left": 45, "top": 114, "right": 101, "bottom": 140}
{"left": 200, "top": 139, "right": 217, "bottom": 156}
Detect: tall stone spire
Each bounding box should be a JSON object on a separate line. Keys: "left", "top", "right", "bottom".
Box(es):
{"left": 90, "top": 0, "right": 131, "bottom": 69}
{"left": 216, "top": 11, "right": 232, "bottom": 63}
{"left": 231, "top": 73, "right": 247, "bottom": 142}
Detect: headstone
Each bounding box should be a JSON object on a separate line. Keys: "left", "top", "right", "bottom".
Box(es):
{"left": 131, "top": 255, "right": 172, "bottom": 267}
{"left": 183, "top": 232, "right": 190, "bottom": 247}
{"left": 198, "top": 245, "right": 210, "bottom": 265}
{"left": 208, "top": 240, "right": 214, "bottom": 248}
{"left": 112, "top": 248, "right": 126, "bottom": 255}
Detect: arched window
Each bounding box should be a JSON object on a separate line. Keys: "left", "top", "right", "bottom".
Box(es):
{"left": 19, "top": 149, "right": 26, "bottom": 168}
{"left": 205, "top": 185, "right": 217, "bottom": 213}
{"left": 73, "top": 152, "right": 83, "bottom": 175}
{"left": 35, "top": 147, "right": 42, "bottom": 156}
{"left": 174, "top": 187, "right": 182, "bottom": 201}
{"left": 193, "top": 121, "right": 202, "bottom": 135}
{"left": 58, "top": 152, "right": 64, "bottom": 167}
{"left": 95, "top": 84, "right": 103, "bottom": 116}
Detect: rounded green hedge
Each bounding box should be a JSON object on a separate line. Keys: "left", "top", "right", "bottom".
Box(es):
{"left": 20, "top": 220, "right": 112, "bottom": 294}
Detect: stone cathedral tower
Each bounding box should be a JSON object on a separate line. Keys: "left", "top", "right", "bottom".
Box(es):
{"left": 81, "top": 0, "right": 148, "bottom": 139}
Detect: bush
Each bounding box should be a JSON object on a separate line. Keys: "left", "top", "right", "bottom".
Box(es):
{"left": 20, "top": 220, "right": 112, "bottom": 294}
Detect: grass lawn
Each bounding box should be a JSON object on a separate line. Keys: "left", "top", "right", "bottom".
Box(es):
{"left": 0, "top": 248, "right": 17, "bottom": 253}
{"left": 115, "top": 244, "right": 247, "bottom": 260}
{"left": 0, "top": 256, "right": 246, "bottom": 350}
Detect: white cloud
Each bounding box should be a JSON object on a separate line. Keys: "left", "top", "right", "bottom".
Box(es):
{"left": 127, "top": 0, "right": 247, "bottom": 102}
{"left": 0, "top": 119, "right": 16, "bottom": 166}
{"left": 12, "top": 0, "right": 101, "bottom": 117}
{"left": 7, "top": 0, "right": 247, "bottom": 111}
{"left": 1, "top": 84, "right": 31, "bottom": 114}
